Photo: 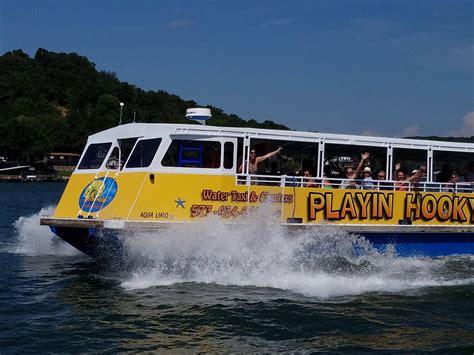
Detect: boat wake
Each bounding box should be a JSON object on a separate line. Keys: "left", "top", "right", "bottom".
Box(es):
{"left": 11, "top": 206, "right": 79, "bottom": 256}
{"left": 119, "top": 209, "right": 474, "bottom": 298}
{"left": 10, "top": 207, "right": 473, "bottom": 298}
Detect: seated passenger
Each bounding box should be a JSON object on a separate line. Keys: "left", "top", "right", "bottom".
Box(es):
{"left": 361, "top": 167, "right": 375, "bottom": 190}
{"left": 410, "top": 169, "right": 422, "bottom": 191}
{"left": 321, "top": 173, "right": 333, "bottom": 189}
{"left": 442, "top": 171, "right": 460, "bottom": 192}
{"left": 346, "top": 179, "right": 359, "bottom": 189}
{"left": 303, "top": 170, "right": 318, "bottom": 188}
{"left": 375, "top": 169, "right": 392, "bottom": 190}
{"left": 394, "top": 166, "right": 426, "bottom": 191}
{"left": 339, "top": 152, "right": 370, "bottom": 189}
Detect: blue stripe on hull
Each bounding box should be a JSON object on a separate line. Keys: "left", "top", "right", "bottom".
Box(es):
{"left": 363, "top": 232, "right": 474, "bottom": 257}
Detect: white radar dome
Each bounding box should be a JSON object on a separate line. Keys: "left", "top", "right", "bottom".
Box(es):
{"left": 185, "top": 108, "right": 212, "bottom": 125}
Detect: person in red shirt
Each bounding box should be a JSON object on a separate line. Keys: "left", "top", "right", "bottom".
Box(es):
{"left": 394, "top": 166, "right": 426, "bottom": 191}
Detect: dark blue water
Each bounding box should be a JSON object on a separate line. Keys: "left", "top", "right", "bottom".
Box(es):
{"left": 1, "top": 183, "right": 473, "bottom": 353}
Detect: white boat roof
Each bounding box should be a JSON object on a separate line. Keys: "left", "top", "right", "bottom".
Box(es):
{"left": 88, "top": 122, "right": 474, "bottom": 152}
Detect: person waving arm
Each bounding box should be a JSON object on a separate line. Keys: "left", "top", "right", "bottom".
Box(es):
{"left": 238, "top": 146, "right": 282, "bottom": 174}
{"left": 255, "top": 147, "right": 283, "bottom": 164}
{"left": 406, "top": 166, "right": 426, "bottom": 182}
{"left": 353, "top": 152, "right": 370, "bottom": 178}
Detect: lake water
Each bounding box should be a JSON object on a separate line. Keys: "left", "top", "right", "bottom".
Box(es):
{"left": 0, "top": 182, "right": 473, "bottom": 352}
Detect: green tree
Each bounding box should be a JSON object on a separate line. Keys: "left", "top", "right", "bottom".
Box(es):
{"left": 0, "top": 48, "right": 290, "bottom": 162}
{"left": 3, "top": 115, "right": 52, "bottom": 163}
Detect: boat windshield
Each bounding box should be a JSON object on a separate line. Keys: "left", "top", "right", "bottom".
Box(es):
{"left": 126, "top": 138, "right": 162, "bottom": 168}
{"left": 78, "top": 143, "right": 112, "bottom": 170}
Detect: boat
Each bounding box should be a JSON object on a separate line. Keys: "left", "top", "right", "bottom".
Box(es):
{"left": 40, "top": 108, "right": 474, "bottom": 258}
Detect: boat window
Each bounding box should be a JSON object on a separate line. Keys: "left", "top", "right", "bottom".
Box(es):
{"left": 433, "top": 150, "right": 474, "bottom": 182}
{"left": 105, "top": 147, "right": 120, "bottom": 170}
{"left": 161, "top": 140, "right": 221, "bottom": 168}
{"left": 118, "top": 138, "right": 139, "bottom": 170}
{"left": 248, "top": 139, "right": 319, "bottom": 176}
{"left": 392, "top": 148, "right": 427, "bottom": 179}
{"left": 78, "top": 143, "right": 112, "bottom": 170}
{"left": 224, "top": 142, "right": 234, "bottom": 169}
{"left": 324, "top": 144, "right": 386, "bottom": 179}
{"left": 126, "top": 138, "right": 162, "bottom": 168}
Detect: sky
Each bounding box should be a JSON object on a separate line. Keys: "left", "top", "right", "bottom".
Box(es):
{"left": 1, "top": 0, "right": 473, "bottom": 137}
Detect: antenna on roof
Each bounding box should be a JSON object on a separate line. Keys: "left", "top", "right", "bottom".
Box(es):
{"left": 119, "top": 102, "right": 124, "bottom": 125}
{"left": 185, "top": 108, "right": 211, "bottom": 125}
{"left": 133, "top": 111, "right": 136, "bottom": 123}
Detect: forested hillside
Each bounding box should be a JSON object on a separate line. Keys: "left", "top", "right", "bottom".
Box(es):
{"left": 0, "top": 48, "right": 288, "bottom": 163}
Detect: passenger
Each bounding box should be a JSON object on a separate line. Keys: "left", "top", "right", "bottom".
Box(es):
{"left": 346, "top": 179, "right": 359, "bottom": 189}
{"left": 394, "top": 166, "right": 426, "bottom": 191}
{"left": 409, "top": 169, "right": 420, "bottom": 191}
{"left": 375, "top": 169, "right": 392, "bottom": 190}
{"left": 238, "top": 146, "right": 283, "bottom": 174}
{"left": 339, "top": 152, "right": 370, "bottom": 189}
{"left": 361, "top": 166, "right": 375, "bottom": 190}
{"left": 442, "top": 171, "right": 460, "bottom": 192}
{"left": 339, "top": 167, "right": 354, "bottom": 188}
{"left": 321, "top": 172, "right": 333, "bottom": 189}
{"left": 303, "top": 170, "right": 318, "bottom": 188}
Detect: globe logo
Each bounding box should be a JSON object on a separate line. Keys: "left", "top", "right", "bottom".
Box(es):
{"left": 79, "top": 177, "right": 118, "bottom": 212}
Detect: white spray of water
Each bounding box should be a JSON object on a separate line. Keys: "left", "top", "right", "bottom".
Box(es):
{"left": 121, "top": 208, "right": 474, "bottom": 298}
{"left": 12, "top": 206, "right": 79, "bottom": 256}
{"left": 9, "top": 206, "right": 473, "bottom": 297}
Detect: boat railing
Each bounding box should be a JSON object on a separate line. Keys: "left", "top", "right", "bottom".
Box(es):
{"left": 236, "top": 174, "right": 474, "bottom": 193}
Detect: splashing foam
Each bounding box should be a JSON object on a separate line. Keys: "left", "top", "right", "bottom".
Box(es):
{"left": 12, "top": 206, "right": 79, "bottom": 256}
{"left": 121, "top": 207, "right": 473, "bottom": 298}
